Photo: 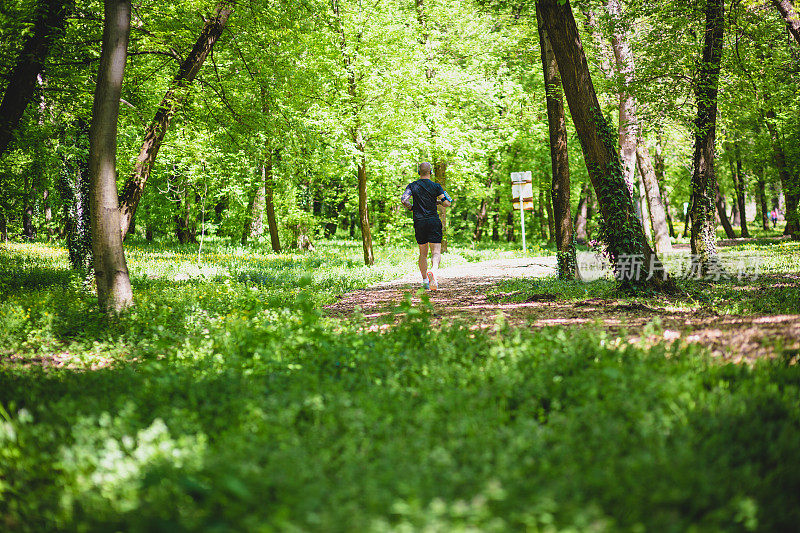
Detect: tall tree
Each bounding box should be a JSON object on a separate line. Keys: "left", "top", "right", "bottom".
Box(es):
{"left": 764, "top": 108, "right": 799, "bottom": 237}
{"left": 89, "top": 0, "right": 133, "bottom": 313}
{"left": 599, "top": 0, "right": 672, "bottom": 253}
{"left": 536, "top": 0, "right": 670, "bottom": 290}
{"left": 536, "top": 5, "right": 577, "bottom": 279}
{"left": 604, "top": 0, "right": 637, "bottom": 195}
{"left": 262, "top": 150, "right": 281, "bottom": 252}
{"left": 730, "top": 140, "right": 749, "bottom": 237}
{"left": 689, "top": 0, "right": 725, "bottom": 275}
{"left": 636, "top": 138, "right": 672, "bottom": 252}
{"left": 118, "top": 1, "right": 235, "bottom": 238}
{"left": 333, "top": 0, "right": 374, "bottom": 265}
{"left": 474, "top": 159, "right": 494, "bottom": 241}
{"left": 0, "top": 0, "right": 71, "bottom": 160}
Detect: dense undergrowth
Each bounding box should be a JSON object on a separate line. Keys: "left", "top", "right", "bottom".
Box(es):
{"left": 1, "top": 239, "right": 799, "bottom": 531}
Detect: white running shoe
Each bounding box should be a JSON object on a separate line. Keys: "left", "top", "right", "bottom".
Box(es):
{"left": 427, "top": 271, "right": 438, "bottom": 291}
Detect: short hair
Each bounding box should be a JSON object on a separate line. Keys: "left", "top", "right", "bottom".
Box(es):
{"left": 418, "top": 162, "right": 432, "bottom": 176}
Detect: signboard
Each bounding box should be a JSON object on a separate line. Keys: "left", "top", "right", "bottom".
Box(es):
{"left": 510, "top": 171, "right": 532, "bottom": 183}
{"left": 511, "top": 171, "right": 533, "bottom": 211}
{"left": 510, "top": 171, "right": 534, "bottom": 253}
{"left": 511, "top": 182, "right": 534, "bottom": 204}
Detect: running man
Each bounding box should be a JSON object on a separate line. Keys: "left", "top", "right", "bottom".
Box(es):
{"left": 400, "top": 162, "right": 453, "bottom": 291}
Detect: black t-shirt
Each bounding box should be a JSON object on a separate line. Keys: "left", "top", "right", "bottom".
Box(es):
{"left": 405, "top": 179, "right": 445, "bottom": 220}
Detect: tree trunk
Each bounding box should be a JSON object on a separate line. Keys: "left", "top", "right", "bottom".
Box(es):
{"left": 506, "top": 210, "right": 515, "bottom": 242}
{"left": 683, "top": 197, "right": 692, "bottom": 238}
{"left": 43, "top": 188, "right": 53, "bottom": 239}
{"left": 580, "top": 9, "right": 614, "bottom": 77}
{"left": 637, "top": 177, "right": 652, "bottom": 243}
{"left": 537, "top": 185, "right": 547, "bottom": 241}
{"left": 756, "top": 166, "right": 770, "bottom": 230}
{"left": 636, "top": 137, "right": 672, "bottom": 252}
{"left": 60, "top": 126, "right": 93, "bottom": 271}
{"left": 118, "top": 1, "right": 235, "bottom": 238}
{"left": 0, "top": 0, "right": 70, "bottom": 159}
{"left": 732, "top": 142, "right": 749, "bottom": 236}
{"left": 654, "top": 132, "right": 676, "bottom": 238}
{"left": 434, "top": 158, "right": 448, "bottom": 252}
{"left": 89, "top": 0, "right": 133, "bottom": 313}
{"left": 764, "top": 109, "right": 799, "bottom": 238}
{"left": 474, "top": 198, "right": 488, "bottom": 242}
{"left": 689, "top": 0, "right": 725, "bottom": 276}
{"left": 241, "top": 170, "right": 265, "bottom": 245}
{"left": 574, "top": 181, "right": 589, "bottom": 244}
{"left": 334, "top": 0, "right": 373, "bottom": 264}
{"left": 0, "top": 213, "right": 6, "bottom": 242}
{"left": 730, "top": 193, "right": 740, "bottom": 227}
{"left": 537, "top": 0, "right": 669, "bottom": 289}
{"left": 772, "top": 0, "right": 800, "bottom": 45}
{"left": 539, "top": 7, "right": 578, "bottom": 278}
{"left": 173, "top": 179, "right": 197, "bottom": 245}
{"left": 356, "top": 145, "right": 374, "bottom": 265}
{"left": 545, "top": 180, "right": 555, "bottom": 244}
{"left": 474, "top": 165, "right": 492, "bottom": 242}
{"left": 492, "top": 189, "right": 501, "bottom": 241}
{"left": 263, "top": 152, "right": 281, "bottom": 252}
{"left": 716, "top": 190, "right": 736, "bottom": 239}
{"left": 604, "top": 0, "right": 637, "bottom": 195}
{"left": 22, "top": 174, "right": 35, "bottom": 239}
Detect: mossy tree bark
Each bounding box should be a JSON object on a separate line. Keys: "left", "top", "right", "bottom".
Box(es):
{"left": 89, "top": 0, "right": 133, "bottom": 313}
{"left": 536, "top": 0, "right": 670, "bottom": 289}
{"left": 537, "top": 5, "right": 578, "bottom": 279}
{"left": 689, "top": 0, "right": 725, "bottom": 275}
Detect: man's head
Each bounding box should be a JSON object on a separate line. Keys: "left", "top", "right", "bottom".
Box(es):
{"left": 418, "top": 162, "right": 432, "bottom": 177}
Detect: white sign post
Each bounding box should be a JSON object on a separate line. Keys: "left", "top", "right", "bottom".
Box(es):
{"left": 510, "top": 171, "right": 533, "bottom": 253}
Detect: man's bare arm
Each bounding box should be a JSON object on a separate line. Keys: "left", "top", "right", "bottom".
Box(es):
{"left": 401, "top": 186, "right": 413, "bottom": 210}
{"left": 437, "top": 192, "right": 453, "bottom": 207}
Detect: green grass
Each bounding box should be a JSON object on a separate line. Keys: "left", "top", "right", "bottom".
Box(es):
{"left": 1, "top": 239, "right": 800, "bottom": 531}
{"left": 491, "top": 239, "right": 800, "bottom": 316}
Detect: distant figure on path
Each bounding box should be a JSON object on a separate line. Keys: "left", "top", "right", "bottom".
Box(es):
{"left": 771, "top": 208, "right": 779, "bottom": 228}
{"left": 401, "top": 162, "right": 453, "bottom": 291}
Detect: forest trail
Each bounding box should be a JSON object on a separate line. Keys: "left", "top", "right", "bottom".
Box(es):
{"left": 325, "top": 255, "right": 800, "bottom": 362}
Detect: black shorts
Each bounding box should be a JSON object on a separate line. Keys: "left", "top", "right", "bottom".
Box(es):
{"left": 414, "top": 217, "right": 442, "bottom": 245}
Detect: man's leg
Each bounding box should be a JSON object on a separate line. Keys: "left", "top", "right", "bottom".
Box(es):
{"left": 427, "top": 242, "right": 441, "bottom": 290}
{"left": 418, "top": 243, "right": 429, "bottom": 281}
{"left": 430, "top": 243, "right": 442, "bottom": 271}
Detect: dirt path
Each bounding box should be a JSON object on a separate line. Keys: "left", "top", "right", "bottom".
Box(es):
{"left": 325, "top": 256, "right": 800, "bottom": 362}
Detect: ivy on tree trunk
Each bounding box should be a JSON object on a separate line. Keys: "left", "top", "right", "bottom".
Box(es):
{"left": 689, "top": 0, "right": 725, "bottom": 276}
{"left": 536, "top": 0, "right": 672, "bottom": 291}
